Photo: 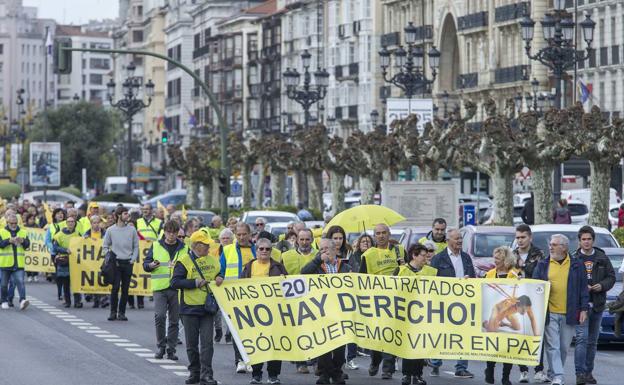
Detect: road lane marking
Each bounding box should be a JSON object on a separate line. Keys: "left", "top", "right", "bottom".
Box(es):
{"left": 136, "top": 353, "right": 155, "bottom": 357}
{"left": 146, "top": 358, "right": 176, "bottom": 364}
{"left": 106, "top": 339, "right": 130, "bottom": 343}
{"left": 115, "top": 343, "right": 141, "bottom": 347}
{"left": 174, "top": 372, "right": 190, "bottom": 377}
{"left": 126, "top": 348, "right": 152, "bottom": 352}
{"left": 96, "top": 334, "right": 119, "bottom": 338}
{"left": 160, "top": 365, "right": 188, "bottom": 370}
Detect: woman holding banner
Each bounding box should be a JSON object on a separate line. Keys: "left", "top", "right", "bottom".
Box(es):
{"left": 102, "top": 206, "right": 139, "bottom": 321}
{"left": 52, "top": 216, "right": 82, "bottom": 308}
{"left": 46, "top": 208, "right": 66, "bottom": 301}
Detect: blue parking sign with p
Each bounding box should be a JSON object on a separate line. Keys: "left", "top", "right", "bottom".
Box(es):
{"left": 463, "top": 205, "right": 476, "bottom": 226}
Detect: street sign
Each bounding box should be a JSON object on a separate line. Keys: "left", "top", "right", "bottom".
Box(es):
{"left": 463, "top": 205, "right": 476, "bottom": 226}
{"left": 29, "top": 142, "right": 61, "bottom": 187}
{"left": 386, "top": 98, "right": 433, "bottom": 134}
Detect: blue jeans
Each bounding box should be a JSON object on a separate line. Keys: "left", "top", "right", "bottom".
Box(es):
{"left": 545, "top": 313, "right": 575, "bottom": 383}
{"left": 1, "top": 269, "right": 25, "bottom": 303}
{"left": 574, "top": 310, "right": 603, "bottom": 375}
{"left": 429, "top": 359, "right": 468, "bottom": 372}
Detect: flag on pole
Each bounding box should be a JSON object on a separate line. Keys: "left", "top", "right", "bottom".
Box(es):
{"left": 577, "top": 79, "right": 593, "bottom": 104}
{"left": 43, "top": 202, "right": 53, "bottom": 225}
{"left": 45, "top": 29, "right": 53, "bottom": 55}
{"left": 184, "top": 106, "right": 197, "bottom": 127}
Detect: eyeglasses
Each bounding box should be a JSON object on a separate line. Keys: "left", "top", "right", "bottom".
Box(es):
{"left": 255, "top": 223, "right": 265, "bottom": 226}
{"left": 257, "top": 247, "right": 271, "bottom": 251}
{"left": 427, "top": 249, "right": 435, "bottom": 253}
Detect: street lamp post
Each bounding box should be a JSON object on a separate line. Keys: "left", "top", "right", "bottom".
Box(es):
{"left": 520, "top": 2, "right": 595, "bottom": 205}
{"left": 283, "top": 50, "right": 329, "bottom": 129}
{"left": 378, "top": 22, "right": 441, "bottom": 99}
{"left": 106, "top": 62, "right": 155, "bottom": 195}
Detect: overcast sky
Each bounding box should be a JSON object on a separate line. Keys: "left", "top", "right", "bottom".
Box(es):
{"left": 23, "top": 0, "right": 119, "bottom": 24}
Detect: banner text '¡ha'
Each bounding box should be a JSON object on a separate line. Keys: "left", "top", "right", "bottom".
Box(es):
{"left": 211, "top": 273, "right": 550, "bottom": 366}
{"left": 68, "top": 237, "right": 153, "bottom": 295}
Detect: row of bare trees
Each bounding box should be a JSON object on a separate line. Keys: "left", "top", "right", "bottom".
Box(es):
{"left": 168, "top": 99, "right": 624, "bottom": 226}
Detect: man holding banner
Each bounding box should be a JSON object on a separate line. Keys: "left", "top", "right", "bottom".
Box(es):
{"left": 144, "top": 220, "right": 188, "bottom": 361}
{"left": 171, "top": 230, "right": 223, "bottom": 385}
{"left": 430, "top": 228, "right": 476, "bottom": 379}
{"left": 359, "top": 224, "right": 403, "bottom": 380}
{"left": 302, "top": 238, "right": 351, "bottom": 385}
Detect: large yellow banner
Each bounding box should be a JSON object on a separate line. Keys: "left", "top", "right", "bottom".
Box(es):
{"left": 24, "top": 228, "right": 55, "bottom": 274}
{"left": 211, "top": 274, "right": 550, "bottom": 365}
{"left": 69, "top": 238, "right": 153, "bottom": 295}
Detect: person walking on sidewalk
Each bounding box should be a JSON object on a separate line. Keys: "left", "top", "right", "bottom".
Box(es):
{"left": 103, "top": 206, "right": 139, "bottom": 322}
{"left": 144, "top": 220, "right": 188, "bottom": 361}
{"left": 573, "top": 226, "right": 615, "bottom": 385}
{"left": 171, "top": 230, "right": 223, "bottom": 385}
{"left": 0, "top": 213, "right": 31, "bottom": 310}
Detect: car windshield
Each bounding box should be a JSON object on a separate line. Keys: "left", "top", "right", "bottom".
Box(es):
{"left": 246, "top": 215, "right": 296, "bottom": 224}
{"left": 568, "top": 204, "right": 588, "bottom": 216}
{"left": 606, "top": 253, "right": 624, "bottom": 277}
{"left": 472, "top": 233, "right": 516, "bottom": 258}
{"left": 532, "top": 231, "right": 619, "bottom": 253}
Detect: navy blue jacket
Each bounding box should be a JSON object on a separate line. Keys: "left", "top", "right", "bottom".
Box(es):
{"left": 532, "top": 255, "right": 589, "bottom": 325}
{"left": 430, "top": 248, "right": 476, "bottom": 278}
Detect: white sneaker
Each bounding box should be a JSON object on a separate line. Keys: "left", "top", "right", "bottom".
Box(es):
{"left": 533, "top": 371, "right": 550, "bottom": 383}
{"left": 1, "top": 302, "right": 8, "bottom": 309}
{"left": 33, "top": 276, "right": 38, "bottom": 282}
{"left": 27, "top": 276, "right": 33, "bottom": 282}
{"left": 236, "top": 361, "right": 247, "bottom": 374}
{"left": 518, "top": 371, "right": 529, "bottom": 383}
{"left": 345, "top": 360, "right": 359, "bottom": 370}
{"left": 20, "top": 299, "right": 29, "bottom": 310}
{"left": 551, "top": 378, "right": 563, "bottom": 385}
{"left": 246, "top": 364, "right": 253, "bottom": 373}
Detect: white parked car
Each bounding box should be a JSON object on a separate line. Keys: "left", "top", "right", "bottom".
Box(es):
{"left": 528, "top": 224, "right": 619, "bottom": 253}
{"left": 22, "top": 190, "right": 84, "bottom": 207}
{"left": 240, "top": 210, "right": 302, "bottom": 226}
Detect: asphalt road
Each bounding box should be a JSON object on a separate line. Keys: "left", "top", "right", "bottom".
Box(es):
{"left": 1, "top": 281, "right": 623, "bottom": 385}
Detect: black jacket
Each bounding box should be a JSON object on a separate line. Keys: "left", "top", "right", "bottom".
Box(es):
{"left": 430, "top": 248, "right": 476, "bottom": 278}
{"left": 301, "top": 254, "right": 352, "bottom": 275}
{"left": 573, "top": 247, "right": 616, "bottom": 313}
{"left": 513, "top": 244, "right": 544, "bottom": 279}
{"left": 521, "top": 199, "right": 534, "bottom": 225}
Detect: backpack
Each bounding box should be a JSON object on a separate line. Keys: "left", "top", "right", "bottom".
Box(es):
{"left": 100, "top": 250, "right": 116, "bottom": 286}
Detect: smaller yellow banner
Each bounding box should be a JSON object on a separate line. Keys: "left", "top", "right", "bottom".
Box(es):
{"left": 24, "top": 228, "right": 55, "bottom": 274}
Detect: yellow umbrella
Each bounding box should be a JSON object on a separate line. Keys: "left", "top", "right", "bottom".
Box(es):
{"left": 324, "top": 205, "right": 406, "bottom": 234}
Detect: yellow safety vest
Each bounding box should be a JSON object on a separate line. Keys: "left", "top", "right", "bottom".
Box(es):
{"left": 281, "top": 248, "right": 317, "bottom": 275}
{"left": 363, "top": 246, "right": 403, "bottom": 275}
{"left": 177, "top": 252, "right": 220, "bottom": 306}
{"left": 418, "top": 236, "right": 448, "bottom": 254}
{"left": 53, "top": 228, "right": 81, "bottom": 255}
{"left": 0, "top": 228, "right": 28, "bottom": 269}
{"left": 137, "top": 217, "right": 162, "bottom": 241}
{"left": 151, "top": 241, "right": 189, "bottom": 291}
{"left": 397, "top": 264, "right": 438, "bottom": 277}
{"left": 78, "top": 216, "right": 91, "bottom": 235}
{"left": 222, "top": 242, "right": 255, "bottom": 280}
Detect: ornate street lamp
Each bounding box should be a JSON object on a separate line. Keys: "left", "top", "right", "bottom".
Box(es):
{"left": 106, "top": 62, "right": 155, "bottom": 194}
{"left": 520, "top": 6, "right": 595, "bottom": 205}
{"left": 283, "top": 49, "right": 329, "bottom": 129}
{"left": 379, "top": 22, "right": 441, "bottom": 99}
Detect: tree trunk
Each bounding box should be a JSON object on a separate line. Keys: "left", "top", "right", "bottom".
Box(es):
{"left": 423, "top": 165, "right": 438, "bottom": 181}
{"left": 292, "top": 170, "right": 303, "bottom": 208}
{"left": 242, "top": 163, "right": 252, "bottom": 208}
{"left": 307, "top": 171, "right": 324, "bottom": 212}
{"left": 490, "top": 164, "right": 514, "bottom": 225}
{"left": 382, "top": 169, "right": 393, "bottom": 182}
{"left": 255, "top": 163, "right": 265, "bottom": 209}
{"left": 270, "top": 168, "right": 286, "bottom": 207}
{"left": 186, "top": 181, "right": 199, "bottom": 208}
{"left": 330, "top": 170, "right": 346, "bottom": 215}
{"left": 588, "top": 160, "right": 611, "bottom": 227}
{"left": 211, "top": 175, "right": 222, "bottom": 209}
{"left": 360, "top": 176, "right": 377, "bottom": 204}
{"left": 531, "top": 164, "right": 554, "bottom": 225}
{"left": 201, "top": 183, "right": 212, "bottom": 209}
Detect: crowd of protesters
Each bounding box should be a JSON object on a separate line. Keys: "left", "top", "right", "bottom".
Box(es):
{"left": 0, "top": 196, "right": 620, "bottom": 385}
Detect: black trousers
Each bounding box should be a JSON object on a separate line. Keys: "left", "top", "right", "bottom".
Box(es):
{"left": 518, "top": 338, "right": 545, "bottom": 373}
{"left": 402, "top": 359, "right": 425, "bottom": 376}
{"left": 252, "top": 360, "right": 281, "bottom": 378}
{"left": 371, "top": 350, "right": 396, "bottom": 373}
{"left": 182, "top": 314, "right": 215, "bottom": 381}
{"left": 487, "top": 361, "right": 512, "bottom": 378}
{"left": 318, "top": 345, "right": 346, "bottom": 378}
{"left": 110, "top": 261, "right": 133, "bottom": 314}
{"left": 55, "top": 276, "right": 81, "bottom": 305}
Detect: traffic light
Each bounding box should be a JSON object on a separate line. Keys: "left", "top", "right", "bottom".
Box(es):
{"left": 53, "top": 38, "right": 72, "bottom": 74}
{"left": 161, "top": 130, "right": 169, "bottom": 144}
{"left": 218, "top": 173, "right": 229, "bottom": 195}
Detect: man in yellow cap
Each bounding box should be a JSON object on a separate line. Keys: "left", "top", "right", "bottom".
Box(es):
{"left": 171, "top": 229, "right": 222, "bottom": 385}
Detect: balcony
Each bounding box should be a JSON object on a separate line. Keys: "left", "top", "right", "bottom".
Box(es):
{"left": 335, "top": 63, "right": 359, "bottom": 81}
{"left": 261, "top": 46, "right": 280, "bottom": 62}
{"left": 192, "top": 45, "right": 209, "bottom": 59}
{"left": 165, "top": 95, "right": 181, "bottom": 107}
{"left": 414, "top": 25, "right": 433, "bottom": 41}
{"left": 381, "top": 32, "right": 400, "bottom": 47}
{"left": 458, "top": 11, "right": 488, "bottom": 31}
{"left": 494, "top": 2, "right": 530, "bottom": 23}
{"left": 494, "top": 65, "right": 529, "bottom": 84}
{"left": 457, "top": 73, "right": 478, "bottom": 89}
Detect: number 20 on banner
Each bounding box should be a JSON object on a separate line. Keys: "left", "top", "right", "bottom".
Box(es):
{"left": 280, "top": 277, "right": 309, "bottom": 299}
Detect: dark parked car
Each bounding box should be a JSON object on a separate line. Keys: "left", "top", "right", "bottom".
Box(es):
{"left": 460, "top": 225, "right": 516, "bottom": 277}
{"left": 599, "top": 247, "right": 624, "bottom": 344}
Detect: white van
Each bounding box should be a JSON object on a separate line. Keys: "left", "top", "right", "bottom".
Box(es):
{"left": 104, "top": 176, "right": 128, "bottom": 194}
